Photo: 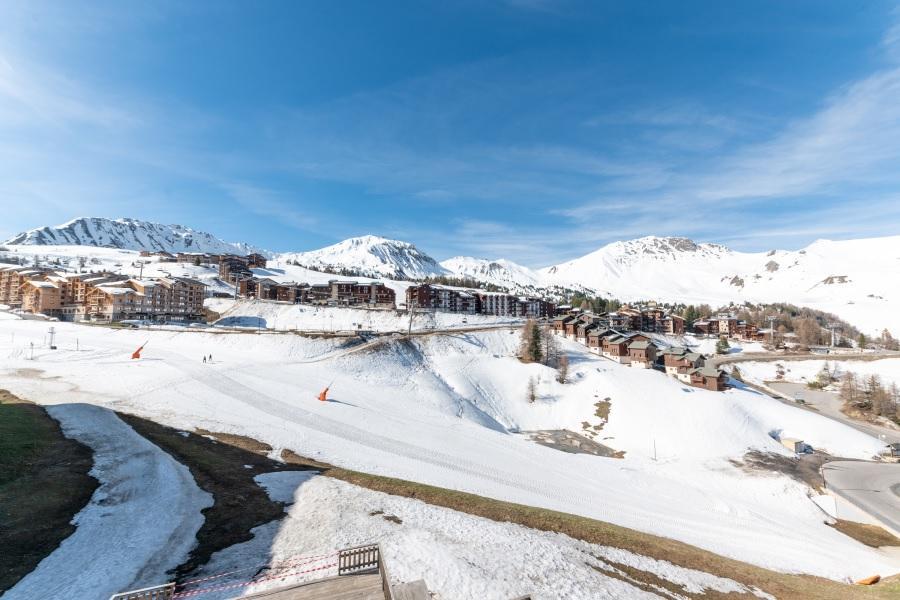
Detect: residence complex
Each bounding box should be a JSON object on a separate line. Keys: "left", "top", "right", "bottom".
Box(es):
{"left": 1, "top": 265, "right": 205, "bottom": 322}
{"left": 405, "top": 283, "right": 555, "bottom": 318}
{"left": 552, "top": 310, "right": 730, "bottom": 391}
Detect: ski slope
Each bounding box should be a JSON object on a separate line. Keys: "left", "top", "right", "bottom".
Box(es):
{"left": 0, "top": 316, "right": 896, "bottom": 583}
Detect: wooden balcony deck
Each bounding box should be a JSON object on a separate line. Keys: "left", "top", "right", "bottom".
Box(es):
{"left": 110, "top": 545, "right": 426, "bottom": 600}
{"left": 241, "top": 573, "right": 386, "bottom": 600}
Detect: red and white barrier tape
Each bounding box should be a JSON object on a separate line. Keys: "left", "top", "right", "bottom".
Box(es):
{"left": 177, "top": 551, "right": 338, "bottom": 588}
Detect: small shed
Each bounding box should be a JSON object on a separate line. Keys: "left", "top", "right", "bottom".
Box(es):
{"left": 780, "top": 437, "right": 805, "bottom": 453}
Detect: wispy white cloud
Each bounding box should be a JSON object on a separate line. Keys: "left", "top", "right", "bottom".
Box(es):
{"left": 1, "top": 1, "right": 899, "bottom": 265}
{"left": 221, "top": 183, "right": 318, "bottom": 232}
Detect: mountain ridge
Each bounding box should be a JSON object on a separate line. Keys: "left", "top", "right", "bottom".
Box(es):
{"left": 279, "top": 235, "right": 450, "bottom": 280}
{"left": 6, "top": 217, "right": 899, "bottom": 334}
{"left": 4, "top": 217, "right": 267, "bottom": 256}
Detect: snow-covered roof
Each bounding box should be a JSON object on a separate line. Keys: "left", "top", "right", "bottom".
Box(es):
{"left": 23, "top": 280, "right": 58, "bottom": 289}
{"left": 96, "top": 286, "right": 136, "bottom": 296}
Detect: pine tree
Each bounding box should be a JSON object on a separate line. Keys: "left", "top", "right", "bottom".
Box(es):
{"left": 526, "top": 376, "right": 537, "bottom": 403}
{"left": 715, "top": 337, "right": 730, "bottom": 354}
{"left": 528, "top": 320, "right": 543, "bottom": 364}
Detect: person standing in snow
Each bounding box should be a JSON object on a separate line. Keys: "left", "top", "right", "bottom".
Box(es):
{"left": 202, "top": 356, "right": 206, "bottom": 363}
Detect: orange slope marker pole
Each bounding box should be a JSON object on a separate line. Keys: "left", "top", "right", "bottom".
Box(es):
{"left": 131, "top": 340, "right": 149, "bottom": 360}
{"left": 317, "top": 381, "right": 333, "bottom": 402}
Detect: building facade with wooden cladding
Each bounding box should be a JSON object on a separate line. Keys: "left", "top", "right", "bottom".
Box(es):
{"left": 175, "top": 251, "right": 268, "bottom": 267}
{"left": 0, "top": 266, "right": 52, "bottom": 307}
{"left": 601, "top": 334, "right": 631, "bottom": 363}
{"left": 693, "top": 313, "right": 761, "bottom": 341}
{"left": 585, "top": 328, "right": 616, "bottom": 354}
{"left": 3, "top": 264, "right": 208, "bottom": 322}
{"left": 248, "top": 279, "right": 397, "bottom": 308}
{"left": 689, "top": 366, "right": 728, "bottom": 391}
{"left": 575, "top": 321, "right": 600, "bottom": 344}
{"left": 405, "top": 283, "right": 553, "bottom": 317}
{"left": 551, "top": 314, "right": 577, "bottom": 336}
{"left": 661, "top": 348, "right": 706, "bottom": 383}
{"left": 662, "top": 314, "right": 685, "bottom": 334}
{"left": 19, "top": 279, "right": 62, "bottom": 314}
{"left": 627, "top": 340, "right": 657, "bottom": 368}
{"left": 320, "top": 280, "right": 396, "bottom": 308}
{"left": 84, "top": 276, "right": 207, "bottom": 322}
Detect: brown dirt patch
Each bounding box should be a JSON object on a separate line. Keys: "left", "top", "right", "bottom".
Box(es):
{"left": 119, "top": 415, "right": 316, "bottom": 580}
{"left": 729, "top": 450, "right": 830, "bottom": 492}
{"left": 829, "top": 520, "right": 900, "bottom": 548}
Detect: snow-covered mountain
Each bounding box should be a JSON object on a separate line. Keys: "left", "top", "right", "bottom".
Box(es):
{"left": 539, "top": 235, "right": 900, "bottom": 336}
{"left": 4, "top": 217, "right": 266, "bottom": 256}
{"left": 440, "top": 256, "right": 541, "bottom": 290}
{"left": 5, "top": 217, "right": 898, "bottom": 333}
{"left": 279, "top": 235, "right": 450, "bottom": 280}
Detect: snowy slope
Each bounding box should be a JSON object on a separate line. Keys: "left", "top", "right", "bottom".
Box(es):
{"left": 0, "top": 317, "right": 896, "bottom": 582}
{"left": 189, "top": 471, "right": 774, "bottom": 600}
{"left": 440, "top": 256, "right": 541, "bottom": 290}
{"left": 279, "top": 235, "right": 449, "bottom": 280}
{"left": 539, "top": 235, "right": 900, "bottom": 336}
{"left": 3, "top": 217, "right": 266, "bottom": 256}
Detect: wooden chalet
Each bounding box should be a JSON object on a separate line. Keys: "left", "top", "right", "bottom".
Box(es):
{"left": 627, "top": 340, "right": 657, "bottom": 368}
{"left": 662, "top": 348, "right": 705, "bottom": 383}
{"left": 689, "top": 366, "right": 728, "bottom": 391}
{"left": 551, "top": 314, "right": 576, "bottom": 336}
{"left": 585, "top": 327, "right": 615, "bottom": 354}
{"left": 602, "top": 334, "right": 631, "bottom": 363}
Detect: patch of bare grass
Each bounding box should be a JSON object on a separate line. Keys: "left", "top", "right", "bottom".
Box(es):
{"left": 119, "top": 414, "right": 316, "bottom": 580}
{"left": 0, "top": 391, "right": 97, "bottom": 593}
{"left": 829, "top": 520, "right": 900, "bottom": 548}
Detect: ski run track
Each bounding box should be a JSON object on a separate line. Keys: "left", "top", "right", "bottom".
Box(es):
{"left": 2, "top": 315, "right": 900, "bottom": 598}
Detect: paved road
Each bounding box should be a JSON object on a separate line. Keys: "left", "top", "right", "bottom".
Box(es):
{"left": 822, "top": 461, "right": 900, "bottom": 537}
{"left": 768, "top": 381, "right": 900, "bottom": 445}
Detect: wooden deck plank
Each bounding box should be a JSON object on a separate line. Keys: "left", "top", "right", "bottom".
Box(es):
{"left": 240, "top": 574, "right": 386, "bottom": 600}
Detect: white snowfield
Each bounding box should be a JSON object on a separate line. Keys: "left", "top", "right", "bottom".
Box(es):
{"left": 192, "top": 471, "right": 774, "bottom": 600}
{"left": 739, "top": 358, "right": 900, "bottom": 389}
{"left": 540, "top": 235, "right": 900, "bottom": 337}
{"left": 0, "top": 317, "right": 897, "bottom": 587}
{"left": 4, "top": 404, "right": 211, "bottom": 600}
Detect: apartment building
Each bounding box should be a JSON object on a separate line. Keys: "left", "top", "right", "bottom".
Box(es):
{"left": 83, "top": 277, "right": 205, "bottom": 322}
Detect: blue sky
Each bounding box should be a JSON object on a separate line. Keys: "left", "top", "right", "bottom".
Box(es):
{"left": 2, "top": 1, "right": 900, "bottom": 266}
